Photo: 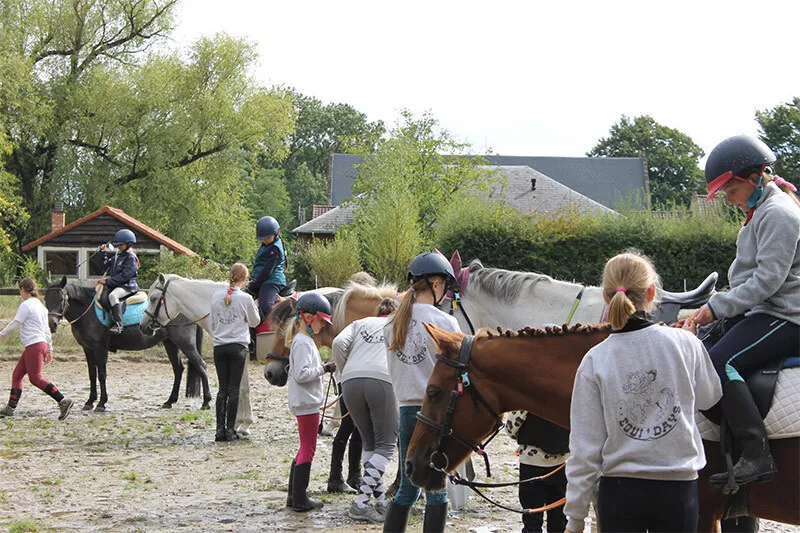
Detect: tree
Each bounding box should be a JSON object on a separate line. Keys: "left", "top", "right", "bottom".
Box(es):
{"left": 284, "top": 163, "right": 327, "bottom": 226}
{"left": 243, "top": 167, "right": 292, "bottom": 230}
{"left": 0, "top": 1, "right": 294, "bottom": 261}
{"left": 757, "top": 97, "right": 800, "bottom": 181}
{"left": 588, "top": 115, "right": 705, "bottom": 208}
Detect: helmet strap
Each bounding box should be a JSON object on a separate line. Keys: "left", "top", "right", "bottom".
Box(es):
{"left": 425, "top": 277, "right": 445, "bottom": 308}
{"left": 745, "top": 174, "right": 764, "bottom": 208}
{"left": 297, "top": 312, "right": 316, "bottom": 336}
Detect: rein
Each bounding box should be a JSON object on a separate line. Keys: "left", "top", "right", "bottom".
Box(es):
{"left": 143, "top": 279, "right": 209, "bottom": 330}
{"left": 49, "top": 286, "right": 98, "bottom": 326}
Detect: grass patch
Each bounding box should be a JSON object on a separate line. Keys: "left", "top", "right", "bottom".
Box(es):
{"left": 161, "top": 424, "right": 174, "bottom": 436}
{"left": 178, "top": 411, "right": 201, "bottom": 422}
{"left": 122, "top": 471, "right": 138, "bottom": 481}
{"left": 8, "top": 519, "right": 44, "bottom": 533}
{"left": 40, "top": 478, "right": 61, "bottom": 486}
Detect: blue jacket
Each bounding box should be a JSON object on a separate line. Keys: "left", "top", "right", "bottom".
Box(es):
{"left": 102, "top": 249, "right": 139, "bottom": 293}
{"left": 249, "top": 238, "right": 286, "bottom": 292}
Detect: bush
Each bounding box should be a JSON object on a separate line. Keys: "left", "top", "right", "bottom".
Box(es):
{"left": 304, "top": 229, "right": 363, "bottom": 287}
{"left": 138, "top": 253, "right": 228, "bottom": 288}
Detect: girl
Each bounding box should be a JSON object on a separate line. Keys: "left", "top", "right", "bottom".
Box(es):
{"left": 332, "top": 297, "right": 399, "bottom": 523}
{"left": 564, "top": 252, "right": 722, "bottom": 533}
{"left": 383, "top": 252, "right": 461, "bottom": 533}
{"left": 0, "top": 278, "right": 74, "bottom": 420}
{"left": 690, "top": 135, "right": 800, "bottom": 487}
{"left": 210, "top": 263, "right": 261, "bottom": 442}
{"left": 98, "top": 229, "right": 139, "bottom": 335}
{"left": 286, "top": 292, "right": 336, "bottom": 513}
{"left": 246, "top": 216, "right": 287, "bottom": 320}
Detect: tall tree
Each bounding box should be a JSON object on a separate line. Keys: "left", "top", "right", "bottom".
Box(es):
{"left": 756, "top": 97, "right": 800, "bottom": 181}
{"left": 588, "top": 115, "right": 705, "bottom": 208}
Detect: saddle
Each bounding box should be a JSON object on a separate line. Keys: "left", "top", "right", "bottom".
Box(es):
{"left": 254, "top": 279, "right": 298, "bottom": 334}
{"left": 94, "top": 285, "right": 148, "bottom": 328}
{"left": 654, "top": 272, "right": 718, "bottom": 324}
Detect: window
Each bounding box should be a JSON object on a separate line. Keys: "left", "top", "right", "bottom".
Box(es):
{"left": 44, "top": 251, "right": 78, "bottom": 276}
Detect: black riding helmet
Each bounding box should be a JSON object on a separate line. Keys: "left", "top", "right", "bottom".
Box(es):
{"left": 295, "top": 292, "right": 333, "bottom": 324}
{"left": 705, "top": 135, "right": 776, "bottom": 199}
{"left": 256, "top": 216, "right": 280, "bottom": 241}
{"left": 407, "top": 252, "right": 459, "bottom": 291}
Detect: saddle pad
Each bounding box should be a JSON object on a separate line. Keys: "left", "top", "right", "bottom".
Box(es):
{"left": 94, "top": 301, "right": 146, "bottom": 328}
{"left": 698, "top": 367, "right": 800, "bottom": 441}
{"left": 93, "top": 289, "right": 147, "bottom": 308}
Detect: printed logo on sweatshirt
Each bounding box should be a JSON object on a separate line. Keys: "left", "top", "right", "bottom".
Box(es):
{"left": 359, "top": 328, "right": 385, "bottom": 344}
{"left": 395, "top": 319, "right": 428, "bottom": 365}
{"left": 216, "top": 305, "right": 238, "bottom": 325}
{"left": 616, "top": 369, "right": 680, "bottom": 441}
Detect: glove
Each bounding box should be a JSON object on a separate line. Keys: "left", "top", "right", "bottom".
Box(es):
{"left": 323, "top": 361, "right": 336, "bottom": 373}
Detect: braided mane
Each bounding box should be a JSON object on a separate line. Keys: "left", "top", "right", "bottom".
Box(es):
{"left": 483, "top": 322, "right": 612, "bottom": 339}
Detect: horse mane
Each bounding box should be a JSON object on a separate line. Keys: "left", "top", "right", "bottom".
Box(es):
{"left": 268, "top": 298, "right": 297, "bottom": 329}
{"left": 333, "top": 276, "right": 398, "bottom": 332}
{"left": 483, "top": 322, "right": 612, "bottom": 338}
{"left": 467, "top": 259, "right": 562, "bottom": 301}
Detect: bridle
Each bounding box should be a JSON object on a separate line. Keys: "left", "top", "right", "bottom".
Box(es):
{"left": 415, "top": 334, "right": 504, "bottom": 478}
{"left": 143, "top": 278, "right": 172, "bottom": 331}
{"left": 48, "top": 285, "right": 95, "bottom": 325}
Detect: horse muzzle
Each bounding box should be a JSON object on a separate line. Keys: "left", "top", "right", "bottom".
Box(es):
{"left": 405, "top": 450, "right": 447, "bottom": 491}
{"left": 263, "top": 359, "right": 288, "bottom": 387}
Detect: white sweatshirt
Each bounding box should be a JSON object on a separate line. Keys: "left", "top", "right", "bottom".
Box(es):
{"left": 210, "top": 287, "right": 261, "bottom": 347}
{"left": 332, "top": 316, "right": 391, "bottom": 384}
{"left": 0, "top": 297, "right": 52, "bottom": 351}
{"left": 287, "top": 332, "right": 326, "bottom": 416}
{"left": 564, "top": 324, "right": 722, "bottom": 533}
{"left": 384, "top": 304, "right": 460, "bottom": 407}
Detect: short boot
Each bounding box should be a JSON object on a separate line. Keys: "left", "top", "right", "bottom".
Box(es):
{"left": 327, "top": 440, "right": 356, "bottom": 493}
{"left": 382, "top": 502, "right": 411, "bottom": 533}
{"left": 109, "top": 304, "right": 124, "bottom": 335}
{"left": 346, "top": 441, "right": 363, "bottom": 493}
{"left": 0, "top": 388, "right": 21, "bottom": 417}
{"left": 292, "top": 462, "right": 323, "bottom": 512}
{"left": 286, "top": 459, "right": 296, "bottom": 508}
{"left": 0, "top": 404, "right": 14, "bottom": 417}
{"left": 422, "top": 502, "right": 448, "bottom": 533}
{"left": 709, "top": 381, "right": 778, "bottom": 487}
{"left": 58, "top": 398, "right": 74, "bottom": 421}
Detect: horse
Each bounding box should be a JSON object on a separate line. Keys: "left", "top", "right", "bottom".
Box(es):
{"left": 44, "top": 276, "right": 211, "bottom": 412}
{"left": 406, "top": 323, "right": 800, "bottom": 532}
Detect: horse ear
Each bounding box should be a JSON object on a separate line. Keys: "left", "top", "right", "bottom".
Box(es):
{"left": 158, "top": 273, "right": 166, "bottom": 285}
{"left": 58, "top": 276, "right": 67, "bottom": 288}
{"left": 450, "top": 250, "right": 462, "bottom": 275}
{"left": 424, "top": 322, "right": 464, "bottom": 356}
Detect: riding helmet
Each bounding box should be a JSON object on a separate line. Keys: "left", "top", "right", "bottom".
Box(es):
{"left": 296, "top": 292, "right": 333, "bottom": 324}
{"left": 256, "top": 216, "right": 280, "bottom": 240}
{"left": 112, "top": 229, "right": 136, "bottom": 245}
{"left": 705, "top": 135, "right": 776, "bottom": 198}
{"left": 407, "top": 252, "right": 458, "bottom": 289}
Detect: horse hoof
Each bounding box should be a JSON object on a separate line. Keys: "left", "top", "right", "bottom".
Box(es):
{"left": 82, "top": 403, "right": 94, "bottom": 411}
{"left": 161, "top": 402, "right": 173, "bottom": 409}
{"left": 200, "top": 403, "right": 211, "bottom": 411}
{"left": 94, "top": 405, "right": 106, "bottom": 413}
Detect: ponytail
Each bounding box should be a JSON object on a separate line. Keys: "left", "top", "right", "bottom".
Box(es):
{"left": 389, "top": 278, "right": 428, "bottom": 351}
{"left": 226, "top": 263, "right": 249, "bottom": 305}
{"left": 766, "top": 174, "right": 800, "bottom": 209}
{"left": 602, "top": 251, "right": 658, "bottom": 331}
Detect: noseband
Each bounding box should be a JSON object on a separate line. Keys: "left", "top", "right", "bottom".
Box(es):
{"left": 143, "top": 279, "right": 171, "bottom": 331}
{"left": 415, "top": 335, "right": 504, "bottom": 478}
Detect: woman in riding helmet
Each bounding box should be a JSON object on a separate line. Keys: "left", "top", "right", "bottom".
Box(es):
{"left": 382, "top": 252, "right": 461, "bottom": 533}
{"left": 246, "top": 216, "right": 287, "bottom": 321}
{"left": 689, "top": 135, "right": 800, "bottom": 487}
{"left": 98, "top": 229, "right": 139, "bottom": 335}
{"left": 285, "top": 292, "right": 336, "bottom": 513}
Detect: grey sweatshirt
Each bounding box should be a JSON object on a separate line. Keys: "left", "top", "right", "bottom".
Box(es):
{"left": 287, "top": 333, "right": 326, "bottom": 416}
{"left": 564, "top": 324, "right": 722, "bottom": 533}
{"left": 332, "top": 316, "right": 392, "bottom": 384}
{"left": 210, "top": 287, "right": 261, "bottom": 347}
{"left": 709, "top": 182, "right": 800, "bottom": 324}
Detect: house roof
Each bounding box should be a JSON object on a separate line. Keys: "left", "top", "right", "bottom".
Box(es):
{"left": 296, "top": 166, "right": 614, "bottom": 236}
{"left": 329, "top": 153, "right": 648, "bottom": 210}
{"left": 22, "top": 205, "right": 197, "bottom": 256}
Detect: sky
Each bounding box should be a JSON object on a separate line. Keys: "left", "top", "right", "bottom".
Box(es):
{"left": 171, "top": 0, "right": 800, "bottom": 164}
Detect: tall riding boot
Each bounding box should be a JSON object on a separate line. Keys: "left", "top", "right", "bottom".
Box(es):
{"left": 214, "top": 393, "right": 227, "bottom": 442}
{"left": 382, "top": 502, "right": 411, "bottom": 533}
{"left": 346, "top": 437, "right": 363, "bottom": 492}
{"left": 422, "top": 502, "right": 448, "bottom": 533}
{"left": 286, "top": 459, "right": 296, "bottom": 508}
{"left": 327, "top": 437, "right": 356, "bottom": 493}
{"left": 709, "top": 381, "right": 777, "bottom": 486}
{"left": 225, "top": 389, "right": 240, "bottom": 441}
{"left": 109, "top": 304, "right": 124, "bottom": 335}
{"left": 0, "top": 388, "right": 21, "bottom": 417}
{"left": 292, "top": 462, "right": 323, "bottom": 512}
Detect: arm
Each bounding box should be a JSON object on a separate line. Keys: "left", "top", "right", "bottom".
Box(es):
{"left": 248, "top": 247, "right": 280, "bottom": 291}
{"left": 504, "top": 410, "right": 528, "bottom": 439}
{"left": 0, "top": 304, "right": 27, "bottom": 337}
{"left": 106, "top": 253, "right": 138, "bottom": 289}
{"left": 692, "top": 339, "right": 723, "bottom": 411}
{"left": 332, "top": 323, "right": 355, "bottom": 373}
{"left": 290, "top": 340, "right": 325, "bottom": 384}
{"left": 243, "top": 295, "right": 261, "bottom": 327}
{"left": 564, "top": 361, "right": 606, "bottom": 533}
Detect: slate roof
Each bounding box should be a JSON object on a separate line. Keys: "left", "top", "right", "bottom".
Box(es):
{"left": 293, "top": 202, "right": 357, "bottom": 236}
{"left": 329, "top": 153, "right": 648, "bottom": 210}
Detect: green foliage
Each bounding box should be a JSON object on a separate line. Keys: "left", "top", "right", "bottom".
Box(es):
{"left": 588, "top": 115, "right": 705, "bottom": 209}
{"left": 138, "top": 253, "right": 227, "bottom": 288}
{"left": 757, "top": 97, "right": 800, "bottom": 181}
{"left": 436, "top": 199, "right": 740, "bottom": 291}
{"left": 8, "top": 519, "right": 43, "bottom": 533}
{"left": 242, "top": 167, "right": 292, "bottom": 230}
{"left": 284, "top": 163, "right": 328, "bottom": 227}
{"left": 304, "top": 230, "right": 363, "bottom": 287}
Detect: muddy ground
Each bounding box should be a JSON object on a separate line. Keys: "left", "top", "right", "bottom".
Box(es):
{"left": 0, "top": 352, "right": 797, "bottom": 533}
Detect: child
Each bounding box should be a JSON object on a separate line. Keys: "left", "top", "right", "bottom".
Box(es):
{"left": 246, "top": 216, "right": 287, "bottom": 320}
{"left": 286, "top": 292, "right": 336, "bottom": 512}
{"left": 98, "top": 229, "right": 139, "bottom": 334}
{"left": 210, "top": 263, "right": 261, "bottom": 442}
{"left": 0, "top": 278, "right": 74, "bottom": 420}
{"left": 564, "top": 252, "right": 722, "bottom": 533}
{"left": 383, "top": 252, "right": 461, "bottom": 533}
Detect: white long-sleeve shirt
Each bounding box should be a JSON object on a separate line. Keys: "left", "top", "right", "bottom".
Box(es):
{"left": 0, "top": 297, "right": 52, "bottom": 351}
{"left": 564, "top": 324, "right": 722, "bottom": 533}
{"left": 210, "top": 287, "right": 261, "bottom": 347}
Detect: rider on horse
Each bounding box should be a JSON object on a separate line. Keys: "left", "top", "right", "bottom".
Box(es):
{"left": 246, "top": 216, "right": 287, "bottom": 321}
{"left": 98, "top": 229, "right": 139, "bottom": 335}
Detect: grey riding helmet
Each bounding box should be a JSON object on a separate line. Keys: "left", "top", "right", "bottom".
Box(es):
{"left": 112, "top": 229, "right": 136, "bottom": 245}
{"left": 256, "top": 216, "right": 280, "bottom": 240}
{"left": 705, "top": 135, "right": 776, "bottom": 199}
{"left": 407, "top": 252, "right": 458, "bottom": 290}
{"left": 295, "top": 292, "right": 333, "bottom": 324}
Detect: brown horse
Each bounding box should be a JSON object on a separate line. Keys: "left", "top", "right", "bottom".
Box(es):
{"left": 406, "top": 323, "right": 800, "bottom": 533}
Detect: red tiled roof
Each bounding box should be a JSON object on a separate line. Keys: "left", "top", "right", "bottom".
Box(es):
{"left": 22, "top": 205, "right": 196, "bottom": 256}
{"left": 312, "top": 204, "right": 335, "bottom": 219}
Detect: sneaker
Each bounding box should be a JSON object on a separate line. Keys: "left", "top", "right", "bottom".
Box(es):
{"left": 374, "top": 500, "right": 388, "bottom": 517}
{"left": 58, "top": 398, "right": 74, "bottom": 421}
{"left": 0, "top": 404, "right": 14, "bottom": 418}
{"left": 347, "top": 501, "right": 384, "bottom": 523}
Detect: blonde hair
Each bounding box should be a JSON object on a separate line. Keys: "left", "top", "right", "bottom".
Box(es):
{"left": 389, "top": 276, "right": 443, "bottom": 351}
{"left": 225, "top": 263, "right": 249, "bottom": 305}
{"left": 18, "top": 277, "right": 39, "bottom": 297}
{"left": 603, "top": 251, "right": 658, "bottom": 330}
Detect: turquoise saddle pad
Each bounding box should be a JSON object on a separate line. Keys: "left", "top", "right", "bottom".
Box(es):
{"left": 95, "top": 301, "right": 146, "bottom": 328}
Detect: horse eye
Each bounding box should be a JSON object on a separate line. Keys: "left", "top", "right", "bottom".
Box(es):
{"left": 427, "top": 387, "right": 441, "bottom": 400}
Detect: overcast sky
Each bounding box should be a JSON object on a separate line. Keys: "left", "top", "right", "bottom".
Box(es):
{"left": 171, "top": 0, "right": 800, "bottom": 164}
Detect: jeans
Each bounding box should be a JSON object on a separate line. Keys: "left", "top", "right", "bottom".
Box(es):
{"left": 393, "top": 405, "right": 447, "bottom": 506}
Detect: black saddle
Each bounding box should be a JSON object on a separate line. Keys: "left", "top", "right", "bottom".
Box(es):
{"left": 279, "top": 279, "right": 297, "bottom": 298}
{"left": 653, "top": 272, "right": 718, "bottom": 324}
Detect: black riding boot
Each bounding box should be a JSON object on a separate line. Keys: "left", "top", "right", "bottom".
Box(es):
{"left": 292, "top": 462, "right": 323, "bottom": 512}
{"left": 709, "top": 381, "right": 777, "bottom": 486}
{"left": 422, "top": 502, "right": 448, "bottom": 533}
{"left": 214, "top": 392, "right": 227, "bottom": 442}
{"left": 109, "top": 304, "right": 124, "bottom": 335}
{"left": 382, "top": 502, "right": 411, "bottom": 533}
{"left": 327, "top": 437, "right": 356, "bottom": 493}
{"left": 225, "top": 388, "right": 240, "bottom": 441}
{"left": 346, "top": 436, "right": 363, "bottom": 492}
{"left": 286, "top": 459, "right": 296, "bottom": 508}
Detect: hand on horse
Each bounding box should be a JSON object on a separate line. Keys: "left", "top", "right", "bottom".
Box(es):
{"left": 692, "top": 304, "right": 714, "bottom": 326}
{"left": 323, "top": 361, "right": 336, "bottom": 373}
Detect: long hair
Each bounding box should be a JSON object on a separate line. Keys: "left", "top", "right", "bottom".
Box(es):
{"left": 18, "top": 277, "right": 38, "bottom": 298}
{"left": 284, "top": 315, "right": 305, "bottom": 347}
{"left": 603, "top": 251, "right": 658, "bottom": 330}
{"left": 225, "top": 263, "right": 249, "bottom": 305}
{"left": 389, "top": 276, "right": 443, "bottom": 351}
{"left": 762, "top": 172, "right": 800, "bottom": 209}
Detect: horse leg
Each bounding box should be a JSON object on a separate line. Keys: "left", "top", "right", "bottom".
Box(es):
{"left": 162, "top": 339, "right": 182, "bottom": 409}
{"left": 177, "top": 327, "right": 211, "bottom": 410}
{"left": 83, "top": 348, "right": 97, "bottom": 410}
{"left": 95, "top": 348, "right": 109, "bottom": 412}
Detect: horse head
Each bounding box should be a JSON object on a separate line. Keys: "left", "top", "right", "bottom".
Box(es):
{"left": 406, "top": 323, "right": 503, "bottom": 491}
{"left": 140, "top": 274, "right": 169, "bottom": 336}
{"left": 44, "top": 276, "right": 69, "bottom": 333}
{"left": 262, "top": 296, "right": 299, "bottom": 386}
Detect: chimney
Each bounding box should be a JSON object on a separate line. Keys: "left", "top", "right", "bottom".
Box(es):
{"left": 531, "top": 178, "right": 537, "bottom": 191}
{"left": 51, "top": 202, "right": 66, "bottom": 232}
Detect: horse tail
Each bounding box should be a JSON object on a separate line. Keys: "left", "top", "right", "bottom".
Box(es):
{"left": 185, "top": 325, "right": 206, "bottom": 398}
